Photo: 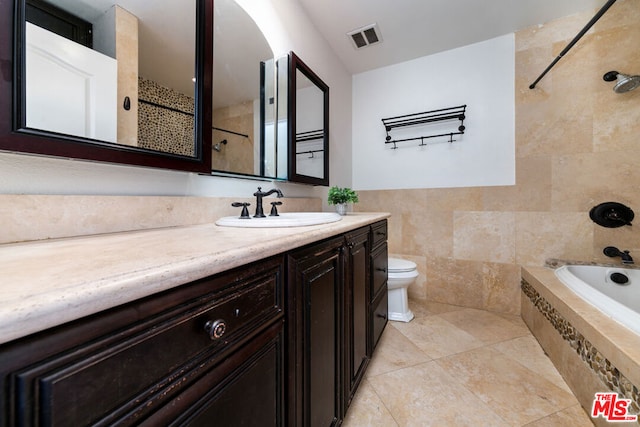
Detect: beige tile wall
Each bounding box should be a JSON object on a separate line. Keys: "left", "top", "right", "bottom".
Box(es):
{"left": 356, "top": 0, "right": 640, "bottom": 315}
{"left": 0, "top": 195, "right": 321, "bottom": 244}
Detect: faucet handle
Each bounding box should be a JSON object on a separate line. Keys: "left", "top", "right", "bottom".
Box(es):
{"left": 231, "top": 202, "right": 251, "bottom": 219}
{"left": 603, "top": 246, "right": 634, "bottom": 264}
{"left": 603, "top": 246, "right": 622, "bottom": 257}
{"left": 270, "top": 201, "right": 283, "bottom": 217}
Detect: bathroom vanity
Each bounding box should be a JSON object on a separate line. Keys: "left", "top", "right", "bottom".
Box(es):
{"left": 0, "top": 214, "right": 388, "bottom": 426}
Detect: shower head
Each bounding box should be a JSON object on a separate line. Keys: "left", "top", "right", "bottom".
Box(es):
{"left": 603, "top": 71, "right": 640, "bottom": 93}
{"left": 213, "top": 139, "right": 228, "bottom": 152}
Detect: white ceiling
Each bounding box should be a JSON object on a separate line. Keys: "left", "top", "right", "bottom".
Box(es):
{"left": 47, "top": 0, "right": 608, "bottom": 100}
{"left": 297, "top": 0, "right": 604, "bottom": 74}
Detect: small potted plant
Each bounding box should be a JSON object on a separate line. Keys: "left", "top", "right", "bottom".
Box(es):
{"left": 328, "top": 186, "right": 359, "bottom": 215}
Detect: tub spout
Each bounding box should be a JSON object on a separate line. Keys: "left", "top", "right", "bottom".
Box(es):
{"left": 603, "top": 246, "right": 634, "bottom": 265}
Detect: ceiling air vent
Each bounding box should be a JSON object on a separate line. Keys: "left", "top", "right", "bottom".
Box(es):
{"left": 347, "top": 23, "right": 382, "bottom": 49}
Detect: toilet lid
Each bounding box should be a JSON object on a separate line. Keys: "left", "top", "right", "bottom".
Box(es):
{"left": 388, "top": 257, "right": 417, "bottom": 273}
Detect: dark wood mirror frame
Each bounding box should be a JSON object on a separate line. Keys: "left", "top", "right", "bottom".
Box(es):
{"left": 0, "top": 0, "right": 213, "bottom": 173}
{"left": 288, "top": 51, "right": 329, "bottom": 186}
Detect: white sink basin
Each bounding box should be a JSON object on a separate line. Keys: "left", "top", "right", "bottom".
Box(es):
{"left": 216, "top": 212, "right": 343, "bottom": 228}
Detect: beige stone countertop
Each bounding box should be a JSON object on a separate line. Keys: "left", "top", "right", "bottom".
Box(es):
{"left": 0, "top": 212, "right": 389, "bottom": 345}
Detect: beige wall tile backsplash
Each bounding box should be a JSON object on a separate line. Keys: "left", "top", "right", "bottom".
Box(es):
{"left": 357, "top": 0, "right": 640, "bottom": 315}
{"left": 0, "top": 195, "right": 321, "bottom": 244}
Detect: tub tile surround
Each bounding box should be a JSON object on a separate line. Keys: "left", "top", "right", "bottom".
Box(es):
{"left": 522, "top": 267, "right": 640, "bottom": 426}
{"left": 0, "top": 195, "right": 321, "bottom": 244}
{"left": 355, "top": 0, "right": 640, "bottom": 315}
{"left": 343, "top": 301, "right": 593, "bottom": 426}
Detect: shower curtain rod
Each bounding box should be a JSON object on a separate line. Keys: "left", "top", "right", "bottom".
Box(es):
{"left": 529, "top": 0, "right": 617, "bottom": 89}
{"left": 139, "top": 98, "right": 249, "bottom": 138}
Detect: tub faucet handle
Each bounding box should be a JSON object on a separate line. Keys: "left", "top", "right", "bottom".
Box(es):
{"left": 603, "top": 246, "right": 634, "bottom": 264}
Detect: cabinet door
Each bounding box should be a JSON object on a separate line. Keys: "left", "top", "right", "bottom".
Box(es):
{"left": 288, "top": 237, "right": 343, "bottom": 427}
{"left": 146, "top": 320, "right": 285, "bottom": 427}
{"left": 344, "top": 228, "right": 370, "bottom": 407}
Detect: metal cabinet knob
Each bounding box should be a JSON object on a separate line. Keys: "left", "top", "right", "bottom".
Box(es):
{"left": 204, "top": 319, "right": 227, "bottom": 340}
{"left": 376, "top": 267, "right": 387, "bottom": 273}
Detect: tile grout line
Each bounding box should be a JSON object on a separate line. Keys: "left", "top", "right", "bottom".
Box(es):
{"left": 366, "top": 379, "right": 402, "bottom": 427}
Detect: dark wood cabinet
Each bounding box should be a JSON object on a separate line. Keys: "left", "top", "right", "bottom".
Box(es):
{"left": 0, "top": 219, "right": 388, "bottom": 427}
{"left": 287, "top": 220, "right": 388, "bottom": 426}
{"left": 0, "top": 256, "right": 285, "bottom": 427}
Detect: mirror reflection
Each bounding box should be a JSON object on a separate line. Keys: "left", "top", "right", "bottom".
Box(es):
{"left": 289, "top": 52, "right": 329, "bottom": 186}
{"left": 22, "top": 0, "right": 198, "bottom": 157}
{"left": 294, "top": 70, "right": 325, "bottom": 179}
{"left": 211, "top": 0, "right": 287, "bottom": 179}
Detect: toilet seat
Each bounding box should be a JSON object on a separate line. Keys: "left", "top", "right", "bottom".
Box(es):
{"left": 388, "top": 257, "right": 416, "bottom": 273}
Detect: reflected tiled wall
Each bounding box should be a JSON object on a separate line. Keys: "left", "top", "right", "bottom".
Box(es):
{"left": 212, "top": 101, "right": 255, "bottom": 175}
{"left": 138, "top": 78, "right": 195, "bottom": 157}
{"left": 356, "top": 0, "right": 640, "bottom": 315}
{"left": 115, "top": 6, "right": 138, "bottom": 147}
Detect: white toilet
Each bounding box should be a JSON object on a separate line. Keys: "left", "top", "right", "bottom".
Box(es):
{"left": 387, "top": 257, "right": 419, "bottom": 322}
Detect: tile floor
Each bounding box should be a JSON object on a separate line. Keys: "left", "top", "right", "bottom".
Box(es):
{"left": 343, "top": 301, "right": 594, "bottom": 426}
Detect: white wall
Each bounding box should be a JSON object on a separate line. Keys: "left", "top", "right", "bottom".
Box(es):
{"left": 1, "top": 0, "right": 351, "bottom": 201}
{"left": 352, "top": 34, "right": 515, "bottom": 191}
{"left": 248, "top": 0, "right": 352, "bottom": 189}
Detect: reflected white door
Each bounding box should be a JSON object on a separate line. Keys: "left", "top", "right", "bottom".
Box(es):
{"left": 25, "top": 22, "right": 117, "bottom": 142}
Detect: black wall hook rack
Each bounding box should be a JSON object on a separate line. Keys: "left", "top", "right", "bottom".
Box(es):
{"left": 295, "top": 129, "right": 324, "bottom": 142}
{"left": 382, "top": 105, "right": 467, "bottom": 149}
{"left": 295, "top": 129, "right": 325, "bottom": 158}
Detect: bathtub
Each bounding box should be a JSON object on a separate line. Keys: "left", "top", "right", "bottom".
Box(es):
{"left": 554, "top": 264, "right": 640, "bottom": 336}
{"left": 521, "top": 264, "right": 640, "bottom": 424}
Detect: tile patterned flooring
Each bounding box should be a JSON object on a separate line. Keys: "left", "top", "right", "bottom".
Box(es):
{"left": 343, "top": 301, "right": 594, "bottom": 426}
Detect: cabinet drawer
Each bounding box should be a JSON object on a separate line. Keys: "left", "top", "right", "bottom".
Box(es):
{"left": 7, "top": 260, "right": 284, "bottom": 427}
{"left": 370, "top": 221, "right": 387, "bottom": 248}
{"left": 370, "top": 243, "right": 388, "bottom": 298}
{"left": 371, "top": 289, "right": 388, "bottom": 351}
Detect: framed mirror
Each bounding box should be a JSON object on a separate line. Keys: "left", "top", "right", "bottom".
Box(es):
{"left": 288, "top": 51, "right": 329, "bottom": 186}
{"left": 0, "top": 0, "right": 212, "bottom": 173}
{"left": 211, "top": 0, "right": 288, "bottom": 180}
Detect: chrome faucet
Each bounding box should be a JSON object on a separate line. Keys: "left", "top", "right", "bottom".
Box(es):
{"left": 253, "top": 187, "right": 283, "bottom": 218}
{"left": 603, "top": 246, "right": 634, "bottom": 264}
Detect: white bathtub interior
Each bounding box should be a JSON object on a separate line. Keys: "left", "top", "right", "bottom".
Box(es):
{"left": 554, "top": 265, "right": 640, "bottom": 336}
